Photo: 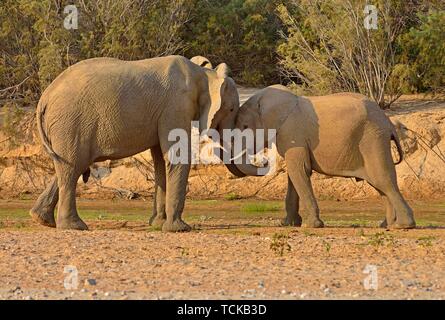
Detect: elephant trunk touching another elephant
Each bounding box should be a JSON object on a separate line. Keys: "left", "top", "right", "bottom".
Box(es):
{"left": 233, "top": 85, "right": 415, "bottom": 229}
{"left": 31, "top": 55, "right": 241, "bottom": 232}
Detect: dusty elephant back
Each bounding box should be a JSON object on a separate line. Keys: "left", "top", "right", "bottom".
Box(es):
{"left": 36, "top": 56, "right": 206, "bottom": 162}
{"left": 296, "top": 94, "right": 395, "bottom": 175}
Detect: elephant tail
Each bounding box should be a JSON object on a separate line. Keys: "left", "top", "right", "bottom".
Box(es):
{"left": 391, "top": 131, "right": 403, "bottom": 165}
{"left": 82, "top": 168, "right": 91, "bottom": 183}
{"left": 36, "top": 102, "right": 63, "bottom": 163}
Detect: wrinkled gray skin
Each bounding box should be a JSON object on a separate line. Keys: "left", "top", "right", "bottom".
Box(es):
{"left": 233, "top": 85, "right": 416, "bottom": 229}
{"left": 30, "top": 55, "right": 242, "bottom": 232}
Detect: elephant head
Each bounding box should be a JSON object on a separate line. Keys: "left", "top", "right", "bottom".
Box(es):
{"left": 229, "top": 85, "right": 293, "bottom": 177}
{"left": 190, "top": 58, "right": 247, "bottom": 177}
{"left": 190, "top": 56, "right": 274, "bottom": 178}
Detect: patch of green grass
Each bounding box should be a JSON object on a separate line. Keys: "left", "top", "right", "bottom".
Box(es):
{"left": 415, "top": 219, "right": 443, "bottom": 228}
{"left": 366, "top": 232, "right": 397, "bottom": 247}
{"left": 224, "top": 193, "right": 242, "bottom": 201}
{"left": 189, "top": 199, "right": 219, "bottom": 205}
{"left": 417, "top": 236, "right": 436, "bottom": 247}
{"left": 0, "top": 208, "right": 29, "bottom": 219}
{"left": 241, "top": 203, "right": 281, "bottom": 213}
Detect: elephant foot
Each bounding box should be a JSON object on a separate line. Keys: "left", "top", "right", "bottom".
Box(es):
{"left": 30, "top": 208, "right": 56, "bottom": 228}
{"left": 57, "top": 215, "right": 89, "bottom": 231}
{"left": 379, "top": 217, "right": 397, "bottom": 229}
{"left": 388, "top": 221, "right": 416, "bottom": 230}
{"left": 162, "top": 219, "right": 191, "bottom": 232}
{"left": 281, "top": 215, "right": 302, "bottom": 227}
{"left": 302, "top": 218, "right": 324, "bottom": 228}
{"left": 149, "top": 216, "right": 167, "bottom": 229}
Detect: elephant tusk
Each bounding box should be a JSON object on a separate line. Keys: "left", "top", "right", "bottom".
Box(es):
{"left": 229, "top": 149, "right": 247, "bottom": 162}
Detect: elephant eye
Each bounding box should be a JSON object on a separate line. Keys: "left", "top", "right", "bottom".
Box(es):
{"left": 230, "top": 108, "right": 234, "bottom": 112}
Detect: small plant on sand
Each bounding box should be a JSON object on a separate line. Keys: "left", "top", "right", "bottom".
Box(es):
{"left": 225, "top": 192, "right": 242, "bottom": 201}
{"left": 417, "top": 236, "right": 436, "bottom": 247}
{"left": 357, "top": 228, "right": 366, "bottom": 237}
{"left": 303, "top": 230, "right": 316, "bottom": 237}
{"left": 14, "top": 221, "right": 26, "bottom": 229}
{"left": 321, "top": 240, "right": 332, "bottom": 253}
{"left": 367, "top": 232, "right": 396, "bottom": 247}
{"left": 179, "top": 247, "right": 190, "bottom": 257}
{"left": 199, "top": 215, "right": 212, "bottom": 222}
{"left": 270, "top": 233, "right": 291, "bottom": 256}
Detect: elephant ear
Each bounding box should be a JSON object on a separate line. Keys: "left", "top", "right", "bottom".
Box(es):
{"left": 199, "top": 63, "right": 233, "bottom": 132}
{"left": 215, "top": 63, "right": 230, "bottom": 78}
{"left": 190, "top": 56, "right": 213, "bottom": 69}
{"left": 199, "top": 78, "right": 225, "bottom": 132}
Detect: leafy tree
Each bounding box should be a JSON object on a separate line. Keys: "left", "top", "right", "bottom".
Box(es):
{"left": 0, "top": 0, "right": 192, "bottom": 108}
{"left": 184, "top": 0, "right": 282, "bottom": 86}
{"left": 396, "top": 10, "right": 445, "bottom": 94}
{"left": 277, "top": 0, "right": 424, "bottom": 108}
{"left": 0, "top": 0, "right": 444, "bottom": 113}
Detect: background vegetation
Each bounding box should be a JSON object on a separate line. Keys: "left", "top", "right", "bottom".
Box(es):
{"left": 0, "top": 0, "right": 444, "bottom": 113}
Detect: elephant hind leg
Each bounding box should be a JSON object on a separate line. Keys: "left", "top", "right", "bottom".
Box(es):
{"left": 363, "top": 138, "right": 415, "bottom": 229}
{"left": 55, "top": 162, "right": 88, "bottom": 230}
{"left": 282, "top": 175, "right": 302, "bottom": 227}
{"left": 30, "top": 176, "right": 59, "bottom": 228}
{"left": 376, "top": 191, "right": 396, "bottom": 228}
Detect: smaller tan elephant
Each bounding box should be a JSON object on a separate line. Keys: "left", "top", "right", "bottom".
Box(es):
{"left": 232, "top": 85, "right": 416, "bottom": 229}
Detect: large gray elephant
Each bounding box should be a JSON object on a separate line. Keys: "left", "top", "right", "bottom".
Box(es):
{"left": 232, "top": 85, "right": 416, "bottom": 229}
{"left": 30, "top": 55, "right": 243, "bottom": 232}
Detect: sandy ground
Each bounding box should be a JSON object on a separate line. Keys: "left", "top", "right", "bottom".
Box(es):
{"left": 0, "top": 198, "right": 444, "bottom": 300}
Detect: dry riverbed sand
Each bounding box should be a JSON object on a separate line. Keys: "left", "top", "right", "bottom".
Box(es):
{"left": 0, "top": 199, "right": 444, "bottom": 300}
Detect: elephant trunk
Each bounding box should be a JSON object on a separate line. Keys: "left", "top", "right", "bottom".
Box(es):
{"left": 214, "top": 117, "right": 248, "bottom": 178}
{"left": 214, "top": 115, "right": 270, "bottom": 178}
{"left": 232, "top": 151, "right": 271, "bottom": 177}
{"left": 224, "top": 162, "right": 247, "bottom": 177}
{"left": 232, "top": 162, "right": 265, "bottom": 176}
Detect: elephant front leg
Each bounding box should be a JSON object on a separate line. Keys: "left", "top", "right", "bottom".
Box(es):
{"left": 285, "top": 147, "right": 324, "bottom": 228}
{"left": 161, "top": 162, "right": 192, "bottom": 232}
{"left": 148, "top": 146, "right": 167, "bottom": 228}
{"left": 281, "top": 175, "right": 302, "bottom": 226}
